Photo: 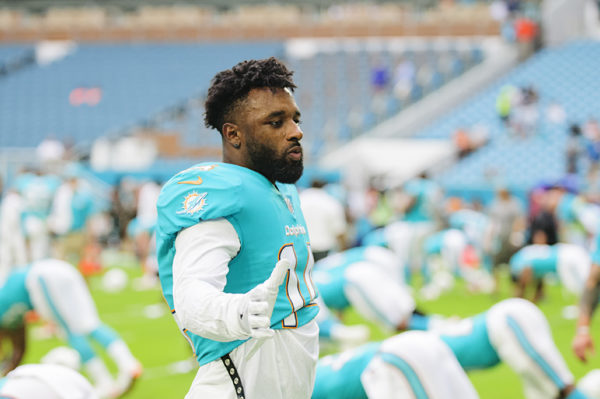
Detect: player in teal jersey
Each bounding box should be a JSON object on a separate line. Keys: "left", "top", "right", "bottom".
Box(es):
{"left": 0, "top": 363, "right": 99, "bottom": 399}
{"left": 312, "top": 331, "right": 479, "bottom": 399}
{"left": 313, "top": 246, "right": 436, "bottom": 333}
{"left": 314, "top": 298, "right": 599, "bottom": 399}
{"left": 14, "top": 169, "right": 61, "bottom": 261}
{"left": 435, "top": 298, "right": 597, "bottom": 399}
{"left": 156, "top": 58, "right": 319, "bottom": 399}
{"left": 572, "top": 227, "right": 600, "bottom": 364}
{"left": 0, "top": 259, "right": 140, "bottom": 398}
{"left": 509, "top": 238, "right": 590, "bottom": 302}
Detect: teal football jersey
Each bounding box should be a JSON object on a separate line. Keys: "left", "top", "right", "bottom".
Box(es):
{"left": 403, "top": 179, "right": 439, "bottom": 222}
{"left": 156, "top": 162, "right": 319, "bottom": 366}
{"left": 439, "top": 313, "right": 500, "bottom": 371}
{"left": 592, "top": 231, "right": 600, "bottom": 265}
{"left": 312, "top": 342, "right": 380, "bottom": 399}
{"left": 313, "top": 247, "right": 369, "bottom": 310}
{"left": 509, "top": 245, "right": 559, "bottom": 278}
{"left": 0, "top": 266, "right": 33, "bottom": 329}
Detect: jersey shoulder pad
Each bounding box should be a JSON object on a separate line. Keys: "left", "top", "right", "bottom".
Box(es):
{"left": 157, "top": 163, "right": 242, "bottom": 234}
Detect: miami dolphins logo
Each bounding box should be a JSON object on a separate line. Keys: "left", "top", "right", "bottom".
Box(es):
{"left": 177, "top": 192, "right": 208, "bottom": 215}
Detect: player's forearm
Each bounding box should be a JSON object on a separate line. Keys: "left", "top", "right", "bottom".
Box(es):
{"left": 578, "top": 283, "right": 600, "bottom": 327}
{"left": 174, "top": 280, "right": 250, "bottom": 342}
{"left": 578, "top": 266, "right": 600, "bottom": 327}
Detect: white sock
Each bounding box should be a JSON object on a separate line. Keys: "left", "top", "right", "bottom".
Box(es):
{"left": 84, "top": 357, "right": 115, "bottom": 398}
{"left": 107, "top": 341, "right": 140, "bottom": 375}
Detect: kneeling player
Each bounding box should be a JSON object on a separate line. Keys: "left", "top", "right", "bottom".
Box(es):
{"left": 436, "top": 298, "right": 598, "bottom": 399}
{"left": 509, "top": 239, "right": 591, "bottom": 302}
{"left": 313, "top": 330, "right": 479, "bottom": 399}
{"left": 313, "top": 246, "right": 435, "bottom": 333}
{"left": 0, "top": 363, "right": 98, "bottom": 399}
{"left": 0, "top": 259, "right": 141, "bottom": 398}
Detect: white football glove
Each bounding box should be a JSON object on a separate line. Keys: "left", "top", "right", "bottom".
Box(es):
{"left": 240, "top": 259, "right": 290, "bottom": 339}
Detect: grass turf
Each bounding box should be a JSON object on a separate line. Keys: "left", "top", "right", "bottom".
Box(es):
{"left": 19, "top": 263, "right": 600, "bottom": 399}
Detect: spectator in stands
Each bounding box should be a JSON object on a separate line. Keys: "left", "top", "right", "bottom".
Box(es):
{"left": 567, "top": 124, "right": 585, "bottom": 175}
{"left": 511, "top": 85, "right": 539, "bottom": 137}
{"left": 545, "top": 100, "right": 567, "bottom": 125}
{"left": 584, "top": 118, "right": 600, "bottom": 182}
{"left": 453, "top": 124, "right": 489, "bottom": 158}
{"left": 370, "top": 58, "right": 390, "bottom": 93}
{"left": 496, "top": 85, "right": 516, "bottom": 126}
{"left": 392, "top": 57, "right": 416, "bottom": 102}
{"left": 299, "top": 178, "right": 348, "bottom": 261}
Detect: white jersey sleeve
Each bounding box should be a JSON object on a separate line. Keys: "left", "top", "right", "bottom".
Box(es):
{"left": 173, "top": 218, "right": 254, "bottom": 342}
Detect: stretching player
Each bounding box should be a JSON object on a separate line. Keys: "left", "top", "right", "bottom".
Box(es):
{"left": 420, "top": 228, "right": 493, "bottom": 299}
{"left": 0, "top": 363, "right": 99, "bottom": 399}
{"left": 435, "top": 298, "right": 597, "bottom": 399}
{"left": 509, "top": 234, "right": 590, "bottom": 302}
{"left": 156, "top": 58, "right": 318, "bottom": 399}
{"left": 313, "top": 246, "right": 437, "bottom": 332}
{"left": 0, "top": 259, "right": 141, "bottom": 398}
{"left": 313, "top": 330, "right": 479, "bottom": 399}
{"left": 572, "top": 226, "right": 600, "bottom": 363}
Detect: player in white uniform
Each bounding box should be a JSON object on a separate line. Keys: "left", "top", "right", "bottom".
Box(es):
{"left": 509, "top": 241, "right": 591, "bottom": 301}
{"left": 313, "top": 246, "right": 425, "bottom": 333}
{"left": 0, "top": 188, "right": 27, "bottom": 277}
{"left": 0, "top": 259, "right": 141, "bottom": 398}
{"left": 312, "top": 330, "right": 479, "bottom": 399}
{"left": 435, "top": 298, "right": 597, "bottom": 399}
{"left": 156, "top": 58, "right": 319, "bottom": 399}
{"left": 314, "top": 246, "right": 447, "bottom": 335}
{"left": 0, "top": 363, "right": 99, "bottom": 399}
{"left": 572, "top": 227, "right": 600, "bottom": 364}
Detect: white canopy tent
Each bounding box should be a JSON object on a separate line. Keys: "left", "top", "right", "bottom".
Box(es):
{"left": 319, "top": 137, "right": 456, "bottom": 189}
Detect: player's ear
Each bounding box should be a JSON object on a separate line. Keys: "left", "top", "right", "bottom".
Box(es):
{"left": 222, "top": 123, "right": 242, "bottom": 149}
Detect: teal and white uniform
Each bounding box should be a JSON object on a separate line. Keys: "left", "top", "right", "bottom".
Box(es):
{"left": 449, "top": 209, "right": 492, "bottom": 272}
{"left": 314, "top": 332, "right": 479, "bottom": 399}
{"left": 423, "top": 229, "right": 467, "bottom": 274}
{"left": 312, "top": 342, "right": 379, "bottom": 399}
{"left": 156, "top": 162, "right": 319, "bottom": 366}
{"left": 0, "top": 259, "right": 140, "bottom": 393}
{"left": 556, "top": 192, "right": 589, "bottom": 246}
{"left": 482, "top": 298, "right": 578, "bottom": 399}
{"left": 47, "top": 181, "right": 95, "bottom": 236}
{"left": 510, "top": 244, "right": 590, "bottom": 296}
{"left": 14, "top": 173, "right": 61, "bottom": 260}
{"left": 313, "top": 246, "right": 414, "bottom": 331}
{"left": 0, "top": 364, "right": 99, "bottom": 399}
{"left": 0, "top": 266, "right": 33, "bottom": 329}
{"left": 403, "top": 178, "right": 440, "bottom": 223}
{"left": 509, "top": 244, "right": 559, "bottom": 279}
{"left": 434, "top": 298, "right": 586, "bottom": 399}
{"left": 438, "top": 314, "right": 501, "bottom": 371}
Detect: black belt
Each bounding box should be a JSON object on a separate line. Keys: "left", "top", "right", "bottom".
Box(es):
{"left": 221, "top": 353, "right": 245, "bottom": 399}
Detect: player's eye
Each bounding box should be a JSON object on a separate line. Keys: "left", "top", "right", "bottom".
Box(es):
{"left": 269, "top": 120, "right": 283, "bottom": 128}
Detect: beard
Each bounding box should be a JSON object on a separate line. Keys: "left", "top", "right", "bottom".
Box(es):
{"left": 246, "top": 139, "right": 304, "bottom": 184}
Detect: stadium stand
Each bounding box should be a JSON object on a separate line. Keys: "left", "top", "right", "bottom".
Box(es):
{"left": 0, "top": 42, "right": 284, "bottom": 149}
{"left": 0, "top": 44, "right": 35, "bottom": 76}
{"left": 412, "top": 39, "right": 600, "bottom": 202}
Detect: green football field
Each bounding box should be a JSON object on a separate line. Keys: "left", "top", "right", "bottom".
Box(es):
{"left": 19, "top": 256, "right": 600, "bottom": 399}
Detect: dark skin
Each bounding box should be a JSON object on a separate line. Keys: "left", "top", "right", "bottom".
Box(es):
{"left": 572, "top": 264, "right": 600, "bottom": 362}
{"left": 220, "top": 87, "right": 303, "bottom": 182}
{"left": 0, "top": 325, "right": 25, "bottom": 375}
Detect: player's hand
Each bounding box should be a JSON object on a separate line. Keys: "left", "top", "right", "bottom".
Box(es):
{"left": 242, "top": 259, "right": 290, "bottom": 339}
{"left": 572, "top": 330, "right": 595, "bottom": 362}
